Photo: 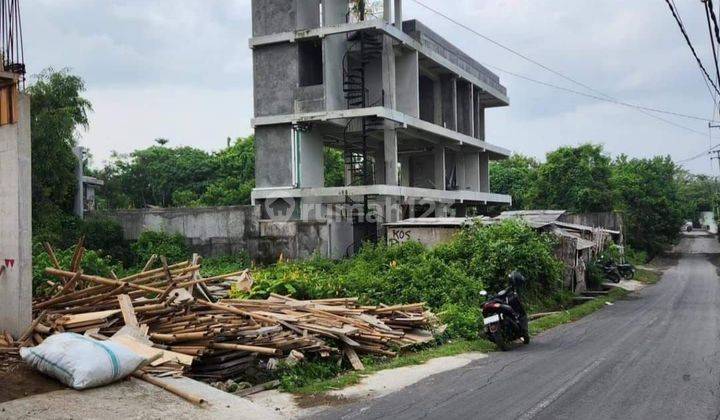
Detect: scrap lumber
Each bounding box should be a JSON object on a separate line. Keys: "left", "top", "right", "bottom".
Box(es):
{"left": 343, "top": 346, "right": 365, "bottom": 371}
{"left": 23, "top": 250, "right": 440, "bottom": 387}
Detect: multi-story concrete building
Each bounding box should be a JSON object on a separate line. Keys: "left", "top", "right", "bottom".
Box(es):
{"left": 250, "top": 0, "right": 511, "bottom": 245}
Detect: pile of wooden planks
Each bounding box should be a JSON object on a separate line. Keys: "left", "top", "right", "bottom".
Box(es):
{"left": 5, "top": 242, "right": 439, "bottom": 383}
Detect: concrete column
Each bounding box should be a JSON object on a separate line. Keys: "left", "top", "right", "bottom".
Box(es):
{"left": 477, "top": 107, "right": 485, "bottom": 141}
{"left": 454, "top": 150, "right": 464, "bottom": 189}
{"left": 433, "top": 145, "right": 445, "bottom": 190}
{"left": 73, "top": 147, "right": 84, "bottom": 219}
{"left": 394, "top": 0, "right": 402, "bottom": 27}
{"left": 382, "top": 36, "right": 397, "bottom": 109}
{"left": 461, "top": 150, "right": 481, "bottom": 192}
{"left": 433, "top": 79, "right": 443, "bottom": 125}
{"left": 479, "top": 152, "right": 490, "bottom": 192}
{"left": 374, "top": 145, "right": 386, "bottom": 184}
{"left": 468, "top": 85, "right": 475, "bottom": 138}
{"left": 384, "top": 128, "right": 399, "bottom": 186}
{"left": 0, "top": 93, "right": 31, "bottom": 337}
{"left": 440, "top": 75, "right": 457, "bottom": 130}
{"left": 383, "top": 0, "right": 392, "bottom": 22}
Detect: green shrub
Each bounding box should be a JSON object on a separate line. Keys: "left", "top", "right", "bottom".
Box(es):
{"left": 231, "top": 219, "right": 565, "bottom": 340}
{"left": 80, "top": 216, "right": 134, "bottom": 265}
{"left": 132, "top": 231, "right": 189, "bottom": 265}
{"left": 439, "top": 303, "right": 482, "bottom": 340}
{"left": 200, "top": 252, "right": 252, "bottom": 277}
{"left": 32, "top": 242, "right": 124, "bottom": 297}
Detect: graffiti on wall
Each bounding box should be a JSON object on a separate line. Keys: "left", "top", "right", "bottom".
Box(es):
{"left": 388, "top": 229, "right": 412, "bottom": 245}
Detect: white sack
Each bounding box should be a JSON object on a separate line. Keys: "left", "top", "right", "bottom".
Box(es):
{"left": 20, "top": 332, "right": 146, "bottom": 389}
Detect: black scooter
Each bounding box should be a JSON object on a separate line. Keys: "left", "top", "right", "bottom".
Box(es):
{"left": 481, "top": 271, "right": 530, "bottom": 351}
{"left": 616, "top": 262, "right": 635, "bottom": 279}
{"left": 601, "top": 260, "right": 622, "bottom": 283}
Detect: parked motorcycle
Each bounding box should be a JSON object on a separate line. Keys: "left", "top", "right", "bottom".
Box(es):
{"left": 601, "top": 260, "right": 622, "bottom": 283}
{"left": 616, "top": 262, "right": 635, "bottom": 279}
{"left": 481, "top": 271, "right": 530, "bottom": 351}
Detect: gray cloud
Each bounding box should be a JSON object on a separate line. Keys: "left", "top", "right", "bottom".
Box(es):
{"left": 22, "top": 0, "right": 720, "bottom": 174}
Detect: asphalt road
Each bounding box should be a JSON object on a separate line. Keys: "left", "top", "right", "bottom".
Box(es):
{"left": 315, "top": 235, "right": 720, "bottom": 420}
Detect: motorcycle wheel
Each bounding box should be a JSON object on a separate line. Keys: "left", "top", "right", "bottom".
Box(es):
{"left": 609, "top": 270, "right": 621, "bottom": 283}
{"left": 625, "top": 270, "right": 635, "bottom": 280}
{"left": 493, "top": 330, "right": 509, "bottom": 351}
{"left": 522, "top": 330, "right": 531, "bottom": 345}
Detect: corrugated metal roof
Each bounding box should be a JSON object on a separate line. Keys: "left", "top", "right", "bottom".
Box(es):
{"left": 496, "top": 210, "right": 566, "bottom": 224}
{"left": 385, "top": 217, "right": 491, "bottom": 227}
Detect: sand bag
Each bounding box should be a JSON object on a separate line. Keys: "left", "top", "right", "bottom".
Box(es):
{"left": 20, "top": 332, "right": 146, "bottom": 389}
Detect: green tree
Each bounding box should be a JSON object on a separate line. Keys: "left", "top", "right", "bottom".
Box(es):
{"left": 611, "top": 155, "right": 684, "bottom": 257}
{"left": 198, "top": 136, "right": 256, "bottom": 206}
{"left": 676, "top": 171, "right": 719, "bottom": 221}
{"left": 100, "top": 145, "right": 215, "bottom": 207}
{"left": 489, "top": 154, "right": 539, "bottom": 209}
{"left": 324, "top": 147, "right": 345, "bottom": 187}
{"left": 529, "top": 144, "right": 613, "bottom": 213}
{"left": 29, "top": 68, "right": 92, "bottom": 217}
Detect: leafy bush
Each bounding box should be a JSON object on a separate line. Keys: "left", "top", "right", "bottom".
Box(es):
{"left": 80, "top": 216, "right": 134, "bottom": 265}
{"left": 439, "top": 303, "right": 483, "bottom": 340}
{"left": 232, "top": 219, "right": 564, "bottom": 340}
{"left": 32, "top": 242, "right": 124, "bottom": 297}
{"left": 438, "top": 219, "right": 564, "bottom": 294}
{"left": 131, "top": 231, "right": 189, "bottom": 265}
{"left": 200, "top": 252, "right": 252, "bottom": 277}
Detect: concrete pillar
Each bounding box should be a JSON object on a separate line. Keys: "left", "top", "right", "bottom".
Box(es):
{"left": 0, "top": 93, "right": 31, "bottom": 337}
{"left": 433, "top": 145, "right": 445, "bottom": 190}
{"left": 383, "top": 0, "right": 392, "bottom": 22}
{"left": 384, "top": 128, "right": 399, "bottom": 186}
{"left": 454, "top": 150, "right": 464, "bottom": 189}
{"left": 394, "top": 0, "right": 402, "bottom": 27}
{"left": 298, "top": 128, "right": 324, "bottom": 187}
{"left": 468, "top": 85, "right": 475, "bottom": 138}
{"left": 477, "top": 107, "right": 485, "bottom": 141}
{"left": 433, "top": 79, "right": 443, "bottom": 125}
{"left": 382, "top": 36, "right": 397, "bottom": 109}
{"left": 374, "top": 145, "right": 386, "bottom": 184}
{"left": 479, "top": 152, "right": 490, "bottom": 192}
{"left": 73, "top": 147, "right": 84, "bottom": 219}
{"left": 461, "top": 150, "right": 480, "bottom": 192}
{"left": 440, "top": 75, "right": 457, "bottom": 130}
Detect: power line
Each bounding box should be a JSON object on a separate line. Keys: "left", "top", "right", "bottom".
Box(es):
{"left": 408, "top": 0, "right": 720, "bottom": 126}
{"left": 703, "top": 0, "right": 720, "bottom": 94}
{"left": 485, "top": 64, "right": 716, "bottom": 134}
{"left": 664, "top": 0, "right": 720, "bottom": 95}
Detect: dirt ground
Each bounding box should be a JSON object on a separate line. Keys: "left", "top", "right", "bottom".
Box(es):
{"left": 0, "top": 353, "right": 64, "bottom": 403}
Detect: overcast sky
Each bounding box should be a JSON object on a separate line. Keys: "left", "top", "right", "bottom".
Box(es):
{"left": 22, "top": 0, "right": 720, "bottom": 175}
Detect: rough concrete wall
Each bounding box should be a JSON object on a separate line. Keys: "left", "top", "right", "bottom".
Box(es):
{"left": 323, "top": 33, "right": 347, "bottom": 111}
{"left": 560, "top": 212, "right": 625, "bottom": 235}
{"left": 440, "top": 75, "right": 456, "bottom": 130}
{"left": 102, "top": 205, "right": 338, "bottom": 263}
{"left": 299, "top": 127, "right": 324, "bottom": 187}
{"left": 456, "top": 80, "right": 472, "bottom": 136}
{"left": 294, "top": 84, "right": 325, "bottom": 113}
{"left": 296, "top": 0, "right": 321, "bottom": 29}
{"left": 395, "top": 50, "right": 419, "bottom": 117}
{"left": 252, "top": 0, "right": 297, "bottom": 37}
{"left": 387, "top": 226, "right": 458, "bottom": 247}
{"left": 0, "top": 94, "right": 31, "bottom": 336}
{"left": 253, "top": 43, "right": 298, "bottom": 117}
{"left": 255, "top": 125, "right": 294, "bottom": 188}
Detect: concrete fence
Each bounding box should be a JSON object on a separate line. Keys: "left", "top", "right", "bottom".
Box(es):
{"left": 99, "top": 205, "right": 353, "bottom": 263}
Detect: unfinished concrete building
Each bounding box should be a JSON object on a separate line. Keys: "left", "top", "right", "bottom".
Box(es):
{"left": 250, "top": 0, "right": 511, "bottom": 248}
